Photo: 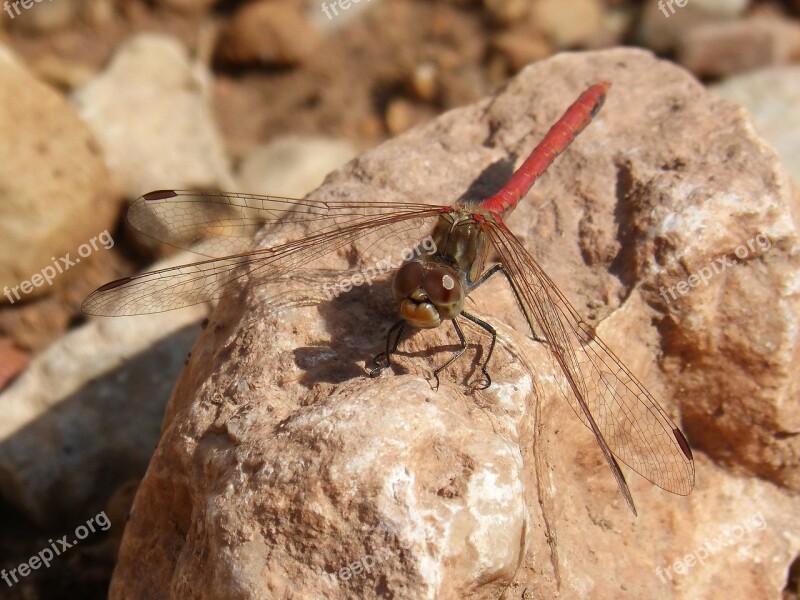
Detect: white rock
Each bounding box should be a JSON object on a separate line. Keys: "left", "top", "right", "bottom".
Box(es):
{"left": 711, "top": 66, "right": 800, "bottom": 185}
{"left": 236, "top": 135, "right": 357, "bottom": 198}
{"left": 71, "top": 34, "right": 234, "bottom": 199}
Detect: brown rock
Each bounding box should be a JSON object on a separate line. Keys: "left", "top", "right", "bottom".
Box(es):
{"left": 678, "top": 15, "right": 800, "bottom": 78}
{"left": 0, "top": 46, "right": 118, "bottom": 304}
{"left": 109, "top": 49, "right": 800, "bottom": 598}
{"left": 529, "top": 0, "right": 603, "bottom": 48}
{"left": 154, "top": 0, "right": 216, "bottom": 13}
{"left": 634, "top": 2, "right": 727, "bottom": 54}
{"left": 483, "top": 0, "right": 530, "bottom": 25}
{"left": 214, "top": 0, "right": 322, "bottom": 67}
{"left": 490, "top": 28, "right": 553, "bottom": 73}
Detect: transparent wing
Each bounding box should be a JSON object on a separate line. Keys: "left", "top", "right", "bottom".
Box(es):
{"left": 485, "top": 218, "right": 695, "bottom": 512}
{"left": 83, "top": 190, "right": 444, "bottom": 316}
{"left": 125, "top": 190, "right": 441, "bottom": 257}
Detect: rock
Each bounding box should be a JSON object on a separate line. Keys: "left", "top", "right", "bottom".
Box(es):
{"left": 677, "top": 15, "right": 800, "bottom": 78}
{"left": 5, "top": 0, "right": 78, "bottom": 32}
{"left": 214, "top": 0, "right": 321, "bottom": 67}
{"left": 490, "top": 28, "right": 553, "bottom": 74}
{"left": 31, "top": 55, "right": 97, "bottom": 91}
{"left": 0, "top": 45, "right": 118, "bottom": 303}
{"left": 307, "top": 0, "right": 378, "bottom": 32}
{"left": 153, "top": 0, "right": 216, "bottom": 13}
{"left": 634, "top": 2, "right": 727, "bottom": 54}
{"left": 108, "top": 49, "right": 800, "bottom": 598}
{"left": 71, "top": 34, "right": 234, "bottom": 200}
{"left": 0, "top": 252, "right": 208, "bottom": 527}
{"left": 688, "top": 0, "right": 750, "bottom": 17}
{"left": 409, "top": 62, "right": 439, "bottom": 102}
{"left": 385, "top": 97, "right": 434, "bottom": 135}
{"left": 711, "top": 66, "right": 800, "bottom": 186}
{"left": 236, "top": 135, "right": 357, "bottom": 199}
{"left": 529, "top": 0, "right": 604, "bottom": 48}
{"left": 483, "top": 0, "right": 530, "bottom": 25}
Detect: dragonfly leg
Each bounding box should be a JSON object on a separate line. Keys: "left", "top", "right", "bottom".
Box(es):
{"left": 431, "top": 318, "right": 468, "bottom": 390}
{"left": 369, "top": 320, "right": 405, "bottom": 377}
{"left": 461, "top": 311, "right": 496, "bottom": 390}
{"left": 471, "top": 263, "right": 546, "bottom": 343}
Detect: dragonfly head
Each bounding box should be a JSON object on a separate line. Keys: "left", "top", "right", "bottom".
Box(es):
{"left": 392, "top": 261, "right": 465, "bottom": 329}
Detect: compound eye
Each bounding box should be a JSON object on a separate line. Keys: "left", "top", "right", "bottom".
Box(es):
{"left": 423, "top": 267, "right": 461, "bottom": 305}
{"left": 393, "top": 261, "right": 424, "bottom": 299}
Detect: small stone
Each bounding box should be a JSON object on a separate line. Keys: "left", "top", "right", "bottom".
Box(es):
{"left": 711, "top": 66, "right": 800, "bottom": 185}
{"left": 634, "top": 2, "right": 722, "bottom": 54}
{"left": 483, "top": 0, "right": 529, "bottom": 25}
{"left": 6, "top": 0, "right": 77, "bottom": 32}
{"left": 410, "top": 62, "right": 439, "bottom": 102}
{"left": 691, "top": 0, "right": 750, "bottom": 17}
{"left": 385, "top": 98, "right": 433, "bottom": 135}
{"left": 236, "top": 136, "right": 358, "bottom": 199}
{"left": 678, "top": 16, "right": 800, "bottom": 78}
{"left": 153, "top": 0, "right": 216, "bottom": 13}
{"left": 71, "top": 34, "right": 234, "bottom": 199}
{"left": 530, "top": 0, "right": 603, "bottom": 48}
{"left": 490, "top": 29, "right": 552, "bottom": 73}
{"left": 214, "top": 0, "right": 321, "bottom": 67}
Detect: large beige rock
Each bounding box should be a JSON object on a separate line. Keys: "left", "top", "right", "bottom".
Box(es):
{"left": 0, "top": 46, "right": 118, "bottom": 302}
{"left": 110, "top": 49, "right": 800, "bottom": 598}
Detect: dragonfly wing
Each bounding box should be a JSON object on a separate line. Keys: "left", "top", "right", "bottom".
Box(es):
{"left": 127, "top": 190, "right": 440, "bottom": 258}
{"left": 83, "top": 203, "right": 444, "bottom": 316}
{"left": 484, "top": 219, "right": 695, "bottom": 507}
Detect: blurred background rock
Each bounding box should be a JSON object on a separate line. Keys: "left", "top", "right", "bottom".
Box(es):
{"left": 0, "top": 0, "right": 799, "bottom": 598}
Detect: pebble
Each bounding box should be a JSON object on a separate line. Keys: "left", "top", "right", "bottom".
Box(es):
{"left": 71, "top": 34, "right": 234, "bottom": 199}
{"left": 711, "top": 66, "right": 800, "bottom": 185}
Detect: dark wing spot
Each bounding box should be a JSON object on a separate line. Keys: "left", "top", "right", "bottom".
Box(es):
{"left": 143, "top": 190, "right": 178, "bottom": 201}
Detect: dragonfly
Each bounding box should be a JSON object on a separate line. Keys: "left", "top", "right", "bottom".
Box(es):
{"left": 83, "top": 82, "right": 695, "bottom": 515}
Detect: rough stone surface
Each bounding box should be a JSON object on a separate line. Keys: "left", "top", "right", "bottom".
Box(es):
{"left": 0, "top": 252, "right": 207, "bottom": 527}
{"left": 0, "top": 45, "right": 118, "bottom": 301}
{"left": 71, "top": 34, "right": 234, "bottom": 200}
{"left": 109, "top": 49, "right": 800, "bottom": 599}
{"left": 711, "top": 66, "right": 800, "bottom": 186}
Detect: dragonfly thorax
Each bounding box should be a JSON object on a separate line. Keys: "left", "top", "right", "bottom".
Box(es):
{"left": 392, "top": 260, "right": 465, "bottom": 329}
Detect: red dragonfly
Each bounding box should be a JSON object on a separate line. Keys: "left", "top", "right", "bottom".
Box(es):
{"left": 83, "top": 82, "right": 695, "bottom": 514}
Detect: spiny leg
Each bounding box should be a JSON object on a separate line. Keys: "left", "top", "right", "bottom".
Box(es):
{"left": 470, "top": 263, "right": 546, "bottom": 344}
{"left": 431, "top": 318, "right": 468, "bottom": 390}
{"left": 369, "top": 319, "right": 405, "bottom": 377}
{"left": 461, "top": 311, "right": 496, "bottom": 390}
